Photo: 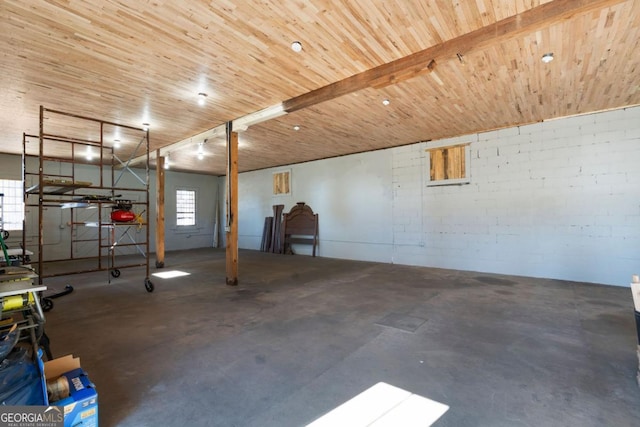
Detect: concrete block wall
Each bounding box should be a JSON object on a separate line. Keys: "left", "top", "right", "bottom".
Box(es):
{"left": 391, "top": 144, "right": 425, "bottom": 250}
{"left": 148, "top": 168, "right": 219, "bottom": 252}
{"left": 235, "top": 105, "right": 639, "bottom": 286}
{"left": 235, "top": 150, "right": 394, "bottom": 262}
{"left": 391, "top": 106, "right": 640, "bottom": 286}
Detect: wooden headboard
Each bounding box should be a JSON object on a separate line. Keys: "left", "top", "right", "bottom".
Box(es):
{"left": 281, "top": 202, "right": 319, "bottom": 256}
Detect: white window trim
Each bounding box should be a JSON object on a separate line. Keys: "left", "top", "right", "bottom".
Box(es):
{"left": 0, "top": 179, "right": 24, "bottom": 231}
{"left": 175, "top": 187, "right": 197, "bottom": 228}
{"left": 425, "top": 142, "right": 471, "bottom": 187}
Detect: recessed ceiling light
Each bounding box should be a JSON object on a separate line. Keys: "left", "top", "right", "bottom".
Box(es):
{"left": 142, "top": 122, "right": 150, "bottom": 131}
{"left": 197, "top": 92, "right": 208, "bottom": 106}
{"left": 114, "top": 139, "right": 121, "bottom": 149}
{"left": 293, "top": 125, "right": 300, "bottom": 131}
{"left": 291, "top": 41, "right": 302, "bottom": 52}
{"left": 541, "top": 53, "right": 554, "bottom": 63}
{"left": 382, "top": 99, "right": 390, "bottom": 106}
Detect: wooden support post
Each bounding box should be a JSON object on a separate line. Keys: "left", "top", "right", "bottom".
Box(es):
{"left": 225, "top": 122, "right": 239, "bottom": 286}
{"left": 155, "top": 151, "right": 165, "bottom": 268}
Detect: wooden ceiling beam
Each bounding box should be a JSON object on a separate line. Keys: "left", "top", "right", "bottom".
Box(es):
{"left": 283, "top": 0, "right": 627, "bottom": 113}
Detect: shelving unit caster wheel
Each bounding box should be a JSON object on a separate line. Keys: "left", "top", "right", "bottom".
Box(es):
{"left": 42, "top": 298, "right": 54, "bottom": 312}
{"left": 111, "top": 269, "right": 121, "bottom": 278}
{"left": 144, "top": 278, "right": 154, "bottom": 293}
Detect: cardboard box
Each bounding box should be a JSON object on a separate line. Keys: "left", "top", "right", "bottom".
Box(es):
{"left": 44, "top": 355, "right": 98, "bottom": 427}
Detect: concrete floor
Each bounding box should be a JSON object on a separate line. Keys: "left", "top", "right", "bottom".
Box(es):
{"left": 41, "top": 248, "right": 640, "bottom": 427}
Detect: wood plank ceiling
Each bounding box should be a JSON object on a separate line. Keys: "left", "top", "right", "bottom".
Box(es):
{"left": 1, "top": 0, "right": 639, "bottom": 175}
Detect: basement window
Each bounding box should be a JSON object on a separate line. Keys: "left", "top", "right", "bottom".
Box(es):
{"left": 426, "top": 143, "right": 470, "bottom": 186}
{"left": 0, "top": 179, "right": 24, "bottom": 231}
{"left": 176, "top": 189, "right": 196, "bottom": 226}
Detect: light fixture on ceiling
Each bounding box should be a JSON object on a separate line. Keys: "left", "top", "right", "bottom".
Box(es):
{"left": 382, "top": 99, "right": 390, "bottom": 106}
{"left": 164, "top": 152, "right": 170, "bottom": 170}
{"left": 114, "top": 139, "right": 121, "bottom": 149}
{"left": 291, "top": 41, "right": 303, "bottom": 52}
{"left": 541, "top": 53, "right": 554, "bottom": 63}
{"left": 293, "top": 125, "right": 300, "bottom": 131}
{"left": 197, "top": 141, "right": 205, "bottom": 160}
{"left": 142, "top": 122, "right": 150, "bottom": 131}
{"left": 197, "top": 92, "right": 208, "bottom": 106}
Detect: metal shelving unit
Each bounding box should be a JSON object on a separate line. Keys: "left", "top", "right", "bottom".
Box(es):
{"left": 22, "top": 106, "right": 154, "bottom": 293}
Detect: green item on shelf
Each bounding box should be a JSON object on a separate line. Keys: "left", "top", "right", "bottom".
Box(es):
{"left": 0, "top": 229, "right": 9, "bottom": 265}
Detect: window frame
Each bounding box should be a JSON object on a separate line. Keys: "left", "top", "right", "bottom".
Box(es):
{"left": 0, "top": 179, "right": 24, "bottom": 231}
{"left": 425, "top": 142, "right": 471, "bottom": 187}
{"left": 272, "top": 169, "right": 292, "bottom": 196}
{"left": 175, "top": 187, "right": 197, "bottom": 227}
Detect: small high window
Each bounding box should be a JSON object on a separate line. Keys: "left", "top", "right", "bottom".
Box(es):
{"left": 426, "top": 143, "right": 470, "bottom": 186}
{"left": 273, "top": 170, "right": 291, "bottom": 196}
